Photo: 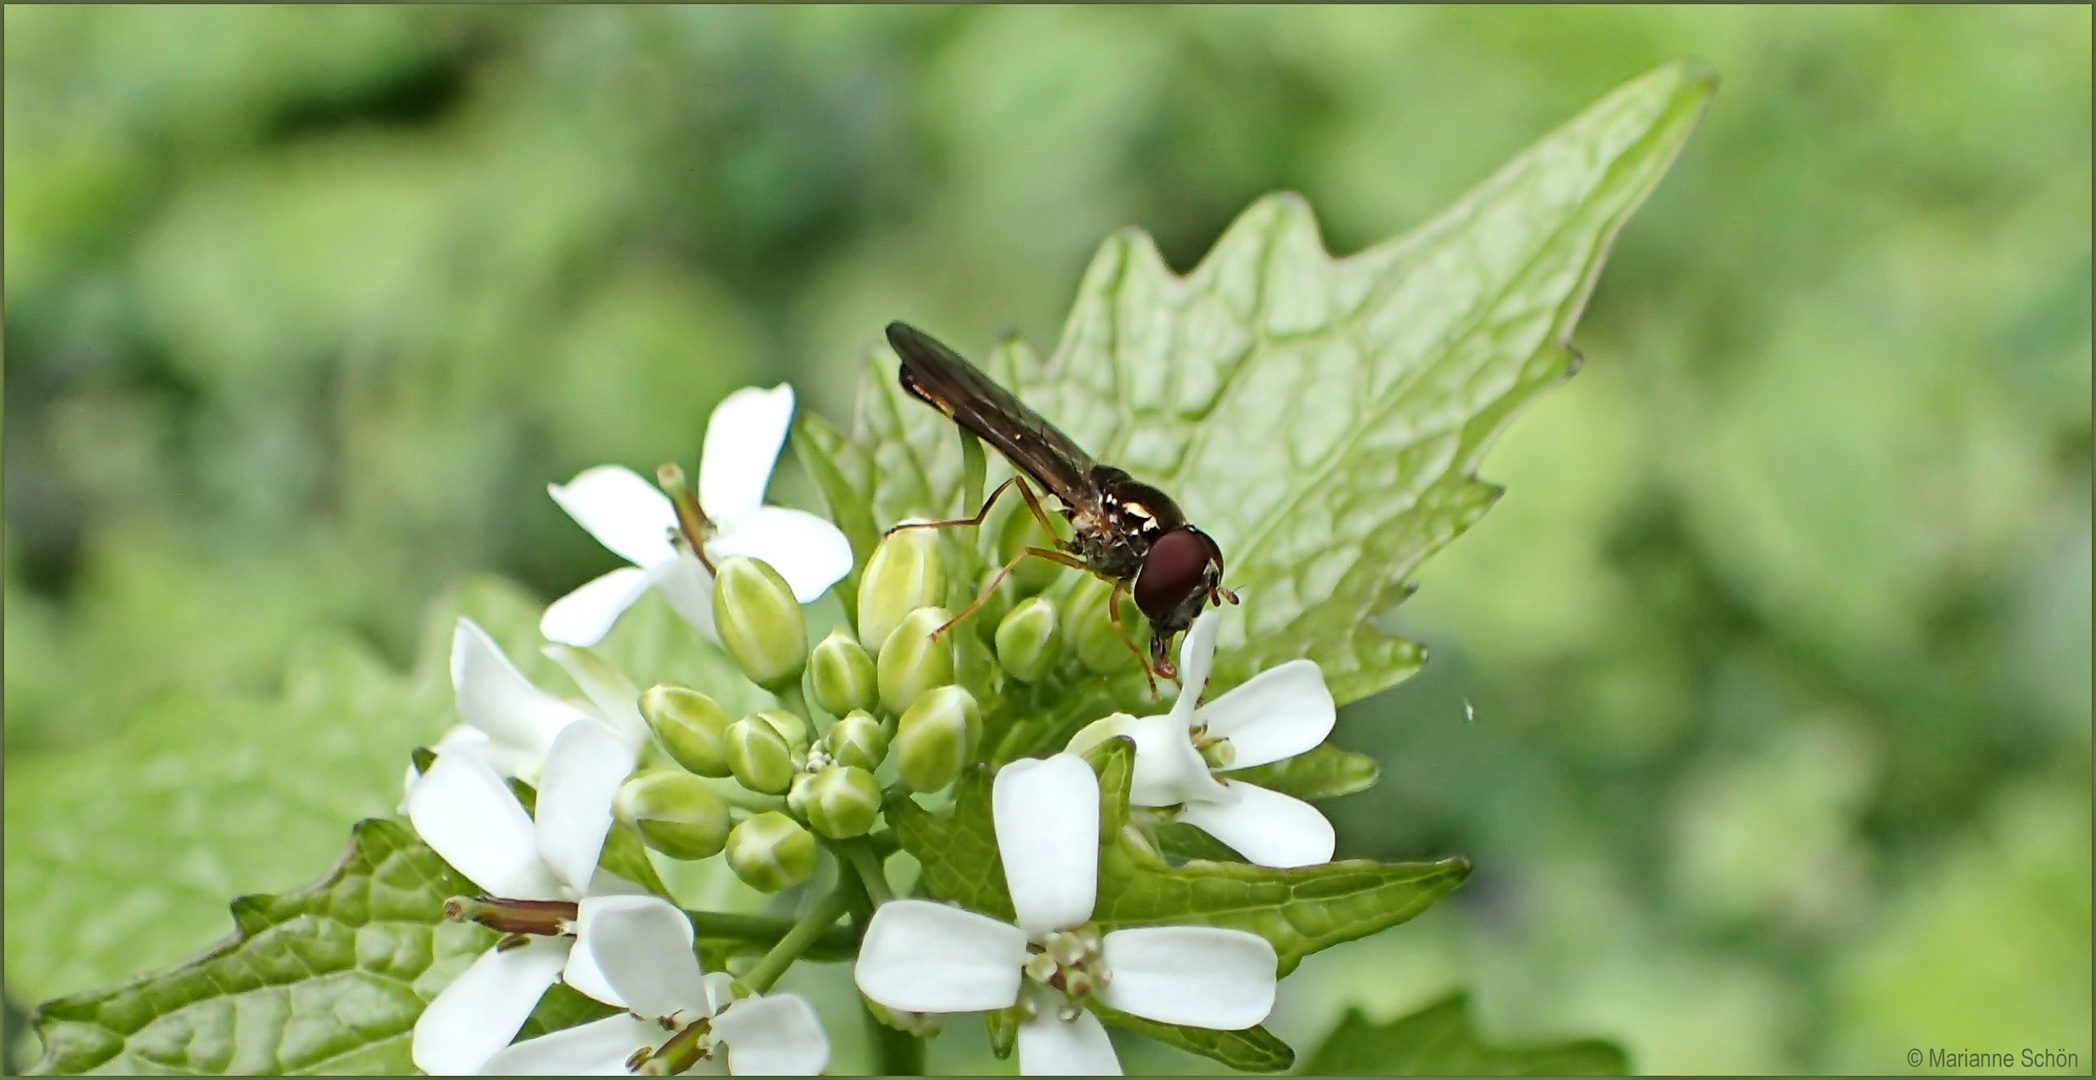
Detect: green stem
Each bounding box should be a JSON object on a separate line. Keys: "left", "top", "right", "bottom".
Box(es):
{"left": 959, "top": 431, "right": 986, "bottom": 526}
{"left": 777, "top": 682, "right": 813, "bottom": 725}
{"left": 682, "top": 910, "right": 857, "bottom": 961}
{"left": 701, "top": 776, "right": 787, "bottom": 813}
{"left": 740, "top": 887, "right": 851, "bottom": 995}
{"left": 866, "top": 1003, "right": 928, "bottom": 1075}
{"left": 841, "top": 837, "right": 894, "bottom": 905}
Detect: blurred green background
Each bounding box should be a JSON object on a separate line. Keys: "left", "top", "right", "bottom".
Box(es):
{"left": 4, "top": 5, "right": 2089, "bottom": 1074}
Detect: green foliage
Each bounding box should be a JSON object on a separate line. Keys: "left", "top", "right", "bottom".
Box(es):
{"left": 1301, "top": 993, "right": 1629, "bottom": 1075}
{"left": 7, "top": 7, "right": 2089, "bottom": 1074}
{"left": 1223, "top": 743, "right": 1380, "bottom": 801}
{"left": 29, "top": 820, "right": 489, "bottom": 1075}
{"left": 799, "top": 63, "right": 1714, "bottom": 709}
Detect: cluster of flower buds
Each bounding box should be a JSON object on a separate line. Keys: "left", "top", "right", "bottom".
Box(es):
{"left": 398, "top": 380, "right": 1349, "bottom": 1077}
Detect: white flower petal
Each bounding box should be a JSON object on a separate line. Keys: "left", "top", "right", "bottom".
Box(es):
{"left": 1016, "top": 986, "right": 1120, "bottom": 1076}
{"left": 706, "top": 506, "right": 853, "bottom": 603}
{"left": 453, "top": 619, "right": 591, "bottom": 759}
{"left": 535, "top": 721, "right": 636, "bottom": 894}
{"left": 699, "top": 385, "right": 795, "bottom": 526}
{"left": 713, "top": 994, "right": 831, "bottom": 1075}
{"left": 1097, "top": 926, "right": 1277, "bottom": 1030}
{"left": 478, "top": 1013, "right": 662, "bottom": 1076}
{"left": 540, "top": 568, "right": 655, "bottom": 649}
{"left": 543, "top": 644, "right": 649, "bottom": 748}
{"left": 1173, "top": 608, "right": 1224, "bottom": 713}
{"left": 549, "top": 466, "right": 679, "bottom": 569}
{"left": 993, "top": 754, "right": 1100, "bottom": 934}
{"left": 1177, "top": 782, "right": 1335, "bottom": 869}
{"left": 855, "top": 899, "right": 1028, "bottom": 1013}
{"left": 412, "top": 936, "right": 568, "bottom": 1075}
{"left": 574, "top": 895, "right": 710, "bottom": 1021}
{"left": 559, "top": 929, "right": 623, "bottom": 1008}
{"left": 408, "top": 753, "right": 562, "bottom": 899}
{"left": 1195, "top": 660, "right": 1334, "bottom": 769}
{"left": 647, "top": 550, "right": 719, "bottom": 640}
{"left": 1123, "top": 712, "right": 1225, "bottom": 809}
{"left": 1064, "top": 713, "right": 1135, "bottom": 759}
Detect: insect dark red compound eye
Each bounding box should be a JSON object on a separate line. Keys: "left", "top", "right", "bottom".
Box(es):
{"left": 1133, "top": 528, "right": 1216, "bottom": 620}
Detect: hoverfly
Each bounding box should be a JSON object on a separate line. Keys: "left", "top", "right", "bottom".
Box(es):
{"left": 885, "top": 321, "right": 1236, "bottom": 688}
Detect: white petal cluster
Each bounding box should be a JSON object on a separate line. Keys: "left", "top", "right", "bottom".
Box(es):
{"left": 854, "top": 754, "right": 1279, "bottom": 1075}
{"left": 485, "top": 896, "right": 829, "bottom": 1076}
{"left": 406, "top": 619, "right": 650, "bottom": 800}
{"left": 1069, "top": 608, "right": 1338, "bottom": 868}
{"left": 407, "top": 720, "right": 644, "bottom": 1074}
{"left": 542, "top": 385, "right": 852, "bottom": 647}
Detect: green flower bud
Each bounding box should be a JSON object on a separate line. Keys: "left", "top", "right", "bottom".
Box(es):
{"left": 994, "top": 595, "right": 1061, "bottom": 682}
{"left": 823, "top": 710, "right": 889, "bottom": 771}
{"left": 859, "top": 528, "right": 947, "bottom": 655}
{"left": 878, "top": 606, "right": 955, "bottom": 714}
{"left": 639, "top": 685, "right": 733, "bottom": 778}
{"left": 725, "top": 811, "right": 817, "bottom": 893}
{"left": 894, "top": 684, "right": 980, "bottom": 793}
{"left": 712, "top": 556, "right": 809, "bottom": 692}
{"left": 724, "top": 715, "right": 796, "bottom": 795}
{"left": 1066, "top": 575, "right": 1132, "bottom": 674}
{"left": 802, "top": 764, "right": 882, "bottom": 839}
{"left": 614, "top": 770, "right": 730, "bottom": 860}
{"left": 809, "top": 629, "right": 878, "bottom": 716}
{"left": 754, "top": 708, "right": 809, "bottom": 754}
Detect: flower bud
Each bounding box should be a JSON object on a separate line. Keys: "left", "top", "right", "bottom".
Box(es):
{"left": 801, "top": 764, "right": 882, "bottom": 839}
{"left": 726, "top": 811, "right": 817, "bottom": 893}
{"left": 724, "top": 715, "right": 796, "bottom": 795}
{"left": 1066, "top": 575, "right": 1131, "bottom": 674}
{"left": 753, "top": 708, "right": 809, "bottom": 754}
{"left": 614, "top": 770, "right": 730, "bottom": 860}
{"left": 823, "top": 710, "right": 889, "bottom": 771}
{"left": 809, "top": 629, "right": 878, "bottom": 716}
{"left": 858, "top": 528, "right": 946, "bottom": 655}
{"left": 712, "top": 556, "right": 809, "bottom": 692}
{"left": 878, "top": 607, "right": 955, "bottom": 714}
{"left": 640, "top": 685, "right": 733, "bottom": 778}
{"left": 894, "top": 684, "right": 980, "bottom": 793}
{"left": 994, "top": 595, "right": 1061, "bottom": 682}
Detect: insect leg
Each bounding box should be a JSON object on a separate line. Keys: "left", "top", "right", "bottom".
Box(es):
{"left": 1105, "top": 579, "right": 1161, "bottom": 699}
{"left": 931, "top": 546, "right": 1087, "bottom": 640}
{"left": 885, "top": 476, "right": 1026, "bottom": 536}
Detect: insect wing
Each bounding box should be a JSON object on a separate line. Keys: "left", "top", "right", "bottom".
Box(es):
{"left": 887, "top": 321, "right": 1099, "bottom": 510}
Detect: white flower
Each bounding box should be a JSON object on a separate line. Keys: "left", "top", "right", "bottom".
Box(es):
{"left": 408, "top": 720, "right": 645, "bottom": 1075}
{"left": 482, "top": 895, "right": 830, "bottom": 1076}
{"left": 855, "top": 754, "right": 1278, "bottom": 1075}
{"left": 1067, "top": 609, "right": 1337, "bottom": 869}
{"left": 541, "top": 385, "right": 853, "bottom": 647}
{"left": 404, "top": 618, "right": 651, "bottom": 799}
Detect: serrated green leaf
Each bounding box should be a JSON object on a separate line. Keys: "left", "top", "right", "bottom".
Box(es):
{"left": 902, "top": 740, "right": 1469, "bottom": 984}
{"left": 28, "top": 820, "right": 491, "bottom": 1075}
{"left": 1093, "top": 1002, "right": 1295, "bottom": 1073}
{"left": 1222, "top": 743, "right": 1380, "bottom": 801}
{"left": 887, "top": 767, "right": 1015, "bottom": 921}
{"left": 1300, "top": 993, "right": 1630, "bottom": 1076}
{"left": 809, "top": 62, "right": 1714, "bottom": 707}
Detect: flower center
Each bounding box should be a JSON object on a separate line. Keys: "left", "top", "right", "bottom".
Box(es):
{"left": 1189, "top": 724, "right": 1236, "bottom": 771}
{"left": 1021, "top": 925, "right": 1110, "bottom": 1021}
{"left": 628, "top": 1015, "right": 714, "bottom": 1075}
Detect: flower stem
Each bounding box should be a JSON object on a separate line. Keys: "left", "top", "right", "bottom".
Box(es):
{"left": 777, "top": 681, "right": 813, "bottom": 725}
{"left": 866, "top": 1002, "right": 927, "bottom": 1075}
{"left": 682, "top": 909, "right": 857, "bottom": 961}
{"left": 841, "top": 837, "right": 894, "bottom": 906}
{"left": 740, "top": 886, "right": 850, "bottom": 994}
